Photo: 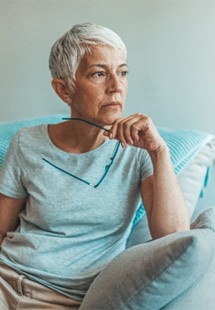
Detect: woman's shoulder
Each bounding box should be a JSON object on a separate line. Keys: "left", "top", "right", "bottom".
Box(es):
{"left": 18, "top": 123, "right": 47, "bottom": 139}
{"left": 13, "top": 124, "right": 48, "bottom": 151}
{"left": 19, "top": 123, "right": 47, "bottom": 133}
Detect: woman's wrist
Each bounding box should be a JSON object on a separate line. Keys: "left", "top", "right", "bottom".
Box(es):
{"left": 148, "top": 142, "right": 170, "bottom": 162}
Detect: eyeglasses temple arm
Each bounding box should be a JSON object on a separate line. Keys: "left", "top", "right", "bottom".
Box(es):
{"left": 62, "top": 117, "right": 110, "bottom": 133}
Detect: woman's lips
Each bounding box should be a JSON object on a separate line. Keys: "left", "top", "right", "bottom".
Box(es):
{"left": 102, "top": 102, "right": 121, "bottom": 108}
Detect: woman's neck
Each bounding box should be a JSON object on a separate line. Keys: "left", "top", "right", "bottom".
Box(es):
{"left": 48, "top": 120, "right": 108, "bottom": 154}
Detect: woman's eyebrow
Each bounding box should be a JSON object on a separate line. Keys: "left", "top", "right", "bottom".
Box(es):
{"left": 88, "top": 64, "right": 128, "bottom": 69}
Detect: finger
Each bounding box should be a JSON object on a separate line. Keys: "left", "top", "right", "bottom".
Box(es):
{"left": 122, "top": 115, "right": 144, "bottom": 145}
{"left": 103, "top": 130, "right": 110, "bottom": 137}
{"left": 109, "top": 118, "right": 123, "bottom": 139}
{"left": 131, "top": 115, "right": 151, "bottom": 138}
{"left": 117, "top": 119, "right": 129, "bottom": 147}
{"left": 113, "top": 115, "right": 139, "bottom": 146}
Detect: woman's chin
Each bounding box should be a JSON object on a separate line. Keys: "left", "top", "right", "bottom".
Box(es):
{"left": 100, "top": 111, "right": 122, "bottom": 126}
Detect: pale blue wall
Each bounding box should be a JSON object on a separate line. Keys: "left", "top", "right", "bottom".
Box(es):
{"left": 0, "top": 0, "right": 214, "bottom": 204}
{"left": 0, "top": 0, "right": 215, "bottom": 133}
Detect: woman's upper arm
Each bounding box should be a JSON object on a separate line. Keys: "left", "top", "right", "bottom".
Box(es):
{"left": 0, "top": 193, "right": 26, "bottom": 243}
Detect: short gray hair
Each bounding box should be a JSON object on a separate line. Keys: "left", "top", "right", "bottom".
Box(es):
{"left": 49, "top": 23, "right": 127, "bottom": 92}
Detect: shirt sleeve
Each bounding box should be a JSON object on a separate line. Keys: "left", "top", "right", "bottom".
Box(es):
{"left": 139, "top": 149, "right": 153, "bottom": 182}
{"left": 0, "top": 131, "right": 28, "bottom": 199}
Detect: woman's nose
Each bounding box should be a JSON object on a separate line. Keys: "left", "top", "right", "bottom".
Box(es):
{"left": 106, "top": 74, "right": 123, "bottom": 94}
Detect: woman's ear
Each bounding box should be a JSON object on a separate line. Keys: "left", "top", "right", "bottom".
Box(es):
{"left": 51, "top": 78, "right": 72, "bottom": 105}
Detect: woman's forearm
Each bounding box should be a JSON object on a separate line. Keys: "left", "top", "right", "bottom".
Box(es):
{"left": 106, "top": 114, "right": 190, "bottom": 239}
{"left": 149, "top": 145, "right": 190, "bottom": 239}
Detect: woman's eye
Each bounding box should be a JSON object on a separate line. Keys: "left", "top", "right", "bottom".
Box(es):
{"left": 91, "top": 71, "right": 106, "bottom": 78}
{"left": 120, "top": 70, "right": 129, "bottom": 77}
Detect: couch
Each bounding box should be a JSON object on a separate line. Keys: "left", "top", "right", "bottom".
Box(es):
{"left": 0, "top": 114, "right": 215, "bottom": 309}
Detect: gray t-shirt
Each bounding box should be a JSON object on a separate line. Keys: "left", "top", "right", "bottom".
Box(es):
{"left": 0, "top": 124, "right": 153, "bottom": 301}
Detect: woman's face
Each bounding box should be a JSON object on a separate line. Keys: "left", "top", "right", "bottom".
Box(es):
{"left": 68, "top": 45, "right": 128, "bottom": 125}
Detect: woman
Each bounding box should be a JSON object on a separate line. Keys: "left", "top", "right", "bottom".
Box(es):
{"left": 0, "top": 23, "right": 189, "bottom": 309}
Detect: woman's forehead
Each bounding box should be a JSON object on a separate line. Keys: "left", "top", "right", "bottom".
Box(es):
{"left": 79, "top": 45, "right": 127, "bottom": 69}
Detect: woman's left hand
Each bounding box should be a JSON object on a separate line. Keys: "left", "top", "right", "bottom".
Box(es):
{"left": 104, "top": 113, "right": 166, "bottom": 155}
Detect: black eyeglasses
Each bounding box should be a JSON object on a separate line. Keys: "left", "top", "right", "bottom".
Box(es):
{"left": 42, "top": 118, "right": 120, "bottom": 188}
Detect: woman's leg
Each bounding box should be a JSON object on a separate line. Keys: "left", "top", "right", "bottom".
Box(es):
{"left": 0, "top": 263, "right": 81, "bottom": 310}
{"left": 0, "top": 263, "right": 19, "bottom": 310}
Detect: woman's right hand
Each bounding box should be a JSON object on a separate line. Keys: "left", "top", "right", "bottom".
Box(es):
{"left": 104, "top": 113, "right": 167, "bottom": 156}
